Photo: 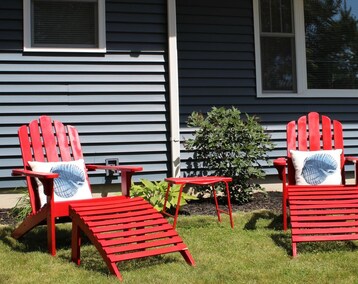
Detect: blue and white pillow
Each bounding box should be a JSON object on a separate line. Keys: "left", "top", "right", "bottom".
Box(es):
{"left": 290, "top": 149, "right": 342, "bottom": 185}
{"left": 28, "top": 159, "right": 92, "bottom": 206}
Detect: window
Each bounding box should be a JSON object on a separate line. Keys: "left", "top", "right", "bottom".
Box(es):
{"left": 254, "top": 0, "right": 358, "bottom": 97}
{"left": 23, "top": 0, "right": 106, "bottom": 52}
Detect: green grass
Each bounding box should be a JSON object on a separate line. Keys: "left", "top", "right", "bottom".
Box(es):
{"left": 1, "top": 211, "right": 358, "bottom": 283}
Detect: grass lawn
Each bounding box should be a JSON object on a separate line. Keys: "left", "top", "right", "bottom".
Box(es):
{"left": 1, "top": 211, "right": 358, "bottom": 283}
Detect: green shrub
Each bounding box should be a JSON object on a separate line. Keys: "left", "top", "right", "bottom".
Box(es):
{"left": 130, "top": 179, "right": 197, "bottom": 212}
{"left": 185, "top": 106, "right": 274, "bottom": 203}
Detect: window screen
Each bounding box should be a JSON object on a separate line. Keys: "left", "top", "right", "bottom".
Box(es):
{"left": 31, "top": 0, "right": 99, "bottom": 48}
{"left": 259, "top": 0, "right": 296, "bottom": 92}
{"left": 305, "top": 0, "right": 358, "bottom": 89}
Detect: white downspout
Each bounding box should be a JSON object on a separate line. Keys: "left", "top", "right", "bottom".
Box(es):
{"left": 167, "top": 0, "right": 181, "bottom": 177}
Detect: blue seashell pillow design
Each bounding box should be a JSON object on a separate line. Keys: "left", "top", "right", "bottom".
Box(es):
{"left": 28, "top": 159, "right": 92, "bottom": 206}
{"left": 290, "top": 149, "right": 343, "bottom": 185}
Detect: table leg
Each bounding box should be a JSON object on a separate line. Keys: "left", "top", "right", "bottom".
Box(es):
{"left": 224, "top": 181, "right": 234, "bottom": 228}
{"left": 172, "top": 184, "right": 185, "bottom": 229}
{"left": 212, "top": 184, "right": 222, "bottom": 223}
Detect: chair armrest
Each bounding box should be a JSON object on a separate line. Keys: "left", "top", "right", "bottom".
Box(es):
{"left": 273, "top": 158, "right": 287, "bottom": 181}
{"left": 345, "top": 156, "right": 358, "bottom": 164}
{"left": 12, "top": 168, "right": 59, "bottom": 179}
{"left": 345, "top": 156, "right": 358, "bottom": 185}
{"left": 86, "top": 164, "right": 143, "bottom": 172}
{"left": 12, "top": 169, "right": 59, "bottom": 197}
{"left": 86, "top": 164, "right": 143, "bottom": 197}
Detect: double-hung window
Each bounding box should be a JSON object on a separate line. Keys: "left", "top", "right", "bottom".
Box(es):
{"left": 23, "top": 0, "right": 106, "bottom": 53}
{"left": 254, "top": 0, "right": 358, "bottom": 97}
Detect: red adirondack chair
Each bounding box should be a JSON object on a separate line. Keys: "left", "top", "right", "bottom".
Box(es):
{"left": 274, "top": 112, "right": 358, "bottom": 256}
{"left": 11, "top": 116, "right": 195, "bottom": 280}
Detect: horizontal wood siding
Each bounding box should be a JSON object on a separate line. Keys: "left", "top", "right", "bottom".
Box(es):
{"left": 0, "top": 0, "right": 170, "bottom": 189}
{"left": 176, "top": 0, "right": 358, "bottom": 179}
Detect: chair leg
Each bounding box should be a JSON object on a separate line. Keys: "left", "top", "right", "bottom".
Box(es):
{"left": 292, "top": 241, "right": 297, "bottom": 257}
{"left": 282, "top": 197, "right": 288, "bottom": 231}
{"left": 11, "top": 205, "right": 48, "bottom": 239}
{"left": 47, "top": 215, "right": 56, "bottom": 256}
{"left": 71, "top": 222, "right": 81, "bottom": 265}
{"left": 180, "top": 249, "right": 196, "bottom": 266}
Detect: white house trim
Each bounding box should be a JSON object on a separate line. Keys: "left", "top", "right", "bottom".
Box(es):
{"left": 167, "top": 0, "right": 181, "bottom": 177}
{"left": 23, "top": 0, "right": 106, "bottom": 53}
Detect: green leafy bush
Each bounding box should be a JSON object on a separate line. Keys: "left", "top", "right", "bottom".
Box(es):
{"left": 130, "top": 179, "right": 197, "bottom": 212}
{"left": 185, "top": 106, "right": 274, "bottom": 203}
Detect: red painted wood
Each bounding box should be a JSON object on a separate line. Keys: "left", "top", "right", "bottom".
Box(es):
{"left": 292, "top": 227, "right": 358, "bottom": 235}
{"left": 67, "top": 125, "right": 83, "bottom": 160}
{"left": 53, "top": 120, "right": 72, "bottom": 161}
{"left": 109, "top": 244, "right": 189, "bottom": 262}
{"left": 321, "top": 115, "right": 332, "bottom": 149}
{"left": 164, "top": 176, "right": 233, "bottom": 228}
{"left": 95, "top": 224, "right": 174, "bottom": 240}
{"left": 39, "top": 116, "right": 59, "bottom": 162}
{"left": 104, "top": 237, "right": 184, "bottom": 254}
{"left": 308, "top": 112, "right": 320, "bottom": 150}
{"left": 293, "top": 235, "right": 358, "bottom": 242}
{"left": 88, "top": 213, "right": 163, "bottom": 227}
{"left": 291, "top": 220, "right": 358, "bottom": 228}
{"left": 28, "top": 119, "right": 45, "bottom": 161}
{"left": 286, "top": 121, "right": 297, "bottom": 156}
{"left": 13, "top": 116, "right": 193, "bottom": 280}
{"left": 100, "top": 231, "right": 179, "bottom": 247}
{"left": 69, "top": 196, "right": 195, "bottom": 279}
{"left": 274, "top": 112, "right": 358, "bottom": 256}
{"left": 297, "top": 115, "right": 308, "bottom": 150}
{"left": 11, "top": 116, "right": 143, "bottom": 260}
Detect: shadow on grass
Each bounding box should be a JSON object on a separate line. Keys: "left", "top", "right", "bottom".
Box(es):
{"left": 244, "top": 212, "right": 358, "bottom": 256}
{"left": 0, "top": 224, "right": 84, "bottom": 253}
{"left": 270, "top": 232, "right": 358, "bottom": 257}
{"left": 0, "top": 224, "right": 187, "bottom": 276}
{"left": 244, "top": 210, "right": 283, "bottom": 231}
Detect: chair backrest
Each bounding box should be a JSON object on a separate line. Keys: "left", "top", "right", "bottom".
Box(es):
{"left": 18, "top": 116, "right": 88, "bottom": 211}
{"left": 286, "top": 112, "right": 345, "bottom": 185}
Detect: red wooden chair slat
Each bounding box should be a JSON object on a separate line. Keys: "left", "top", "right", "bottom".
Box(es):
{"left": 39, "top": 116, "right": 59, "bottom": 162}
{"left": 29, "top": 120, "right": 46, "bottom": 162}
{"left": 308, "top": 112, "right": 320, "bottom": 150}
{"left": 96, "top": 224, "right": 174, "bottom": 240}
{"left": 67, "top": 124, "right": 83, "bottom": 160}
{"left": 109, "top": 243, "right": 189, "bottom": 263}
{"left": 104, "top": 236, "right": 184, "bottom": 254}
{"left": 11, "top": 115, "right": 194, "bottom": 280}
{"left": 297, "top": 116, "right": 308, "bottom": 150}
{"left": 100, "top": 231, "right": 179, "bottom": 247}
{"left": 273, "top": 112, "right": 358, "bottom": 257}
{"left": 291, "top": 221, "right": 358, "bottom": 228}
{"left": 53, "top": 120, "right": 72, "bottom": 161}
{"left": 321, "top": 115, "right": 332, "bottom": 149}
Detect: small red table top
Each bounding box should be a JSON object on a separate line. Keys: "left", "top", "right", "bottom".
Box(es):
{"left": 165, "top": 176, "right": 232, "bottom": 185}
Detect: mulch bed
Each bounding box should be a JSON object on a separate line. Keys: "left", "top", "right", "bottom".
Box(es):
{"left": 0, "top": 192, "right": 282, "bottom": 226}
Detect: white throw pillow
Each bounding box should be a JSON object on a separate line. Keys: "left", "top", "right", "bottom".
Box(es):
{"left": 28, "top": 159, "right": 92, "bottom": 206}
{"left": 290, "top": 149, "right": 343, "bottom": 185}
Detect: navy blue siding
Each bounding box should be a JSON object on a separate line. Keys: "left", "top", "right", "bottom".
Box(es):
{"left": 176, "top": 0, "right": 358, "bottom": 178}
{"left": 0, "top": 0, "right": 170, "bottom": 188}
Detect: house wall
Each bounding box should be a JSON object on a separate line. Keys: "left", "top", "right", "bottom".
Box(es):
{"left": 176, "top": 0, "right": 358, "bottom": 177}
{"left": 0, "top": 0, "right": 170, "bottom": 189}
{"left": 1, "top": 0, "right": 358, "bottom": 190}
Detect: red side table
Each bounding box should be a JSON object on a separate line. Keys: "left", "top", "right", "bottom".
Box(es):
{"left": 162, "top": 176, "right": 234, "bottom": 229}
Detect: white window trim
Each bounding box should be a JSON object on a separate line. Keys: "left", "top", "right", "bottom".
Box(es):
{"left": 23, "top": 0, "right": 106, "bottom": 53}
{"left": 253, "top": 0, "right": 358, "bottom": 98}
